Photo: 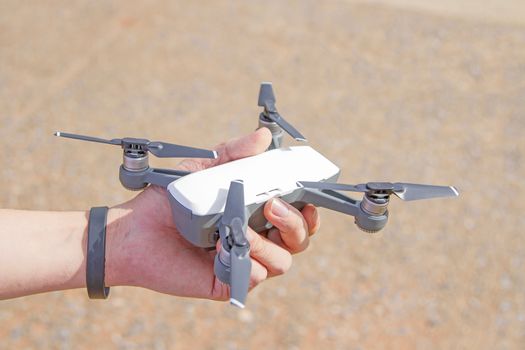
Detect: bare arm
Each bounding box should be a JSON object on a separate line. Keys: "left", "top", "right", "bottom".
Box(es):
{"left": 0, "top": 209, "right": 126, "bottom": 299}
{"left": 0, "top": 129, "right": 320, "bottom": 301}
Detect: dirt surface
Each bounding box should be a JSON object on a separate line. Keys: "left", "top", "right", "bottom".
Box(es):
{"left": 1, "top": 1, "right": 524, "bottom": 349}
{"left": 363, "top": 0, "right": 525, "bottom": 25}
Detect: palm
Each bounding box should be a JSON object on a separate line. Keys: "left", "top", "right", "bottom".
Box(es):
{"left": 115, "top": 128, "right": 318, "bottom": 302}
{"left": 126, "top": 185, "right": 226, "bottom": 300}
{"left": 120, "top": 130, "right": 274, "bottom": 300}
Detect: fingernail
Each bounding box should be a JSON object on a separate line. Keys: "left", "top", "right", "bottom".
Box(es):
{"left": 271, "top": 198, "right": 289, "bottom": 217}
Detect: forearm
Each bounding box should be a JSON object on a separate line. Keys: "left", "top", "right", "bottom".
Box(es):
{"left": 0, "top": 208, "right": 129, "bottom": 299}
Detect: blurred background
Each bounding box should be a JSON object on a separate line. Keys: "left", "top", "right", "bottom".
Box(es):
{"left": 1, "top": 0, "right": 524, "bottom": 349}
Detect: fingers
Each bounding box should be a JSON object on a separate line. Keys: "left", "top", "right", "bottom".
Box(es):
{"left": 214, "top": 242, "right": 268, "bottom": 292}
{"left": 177, "top": 128, "right": 272, "bottom": 172}
{"left": 249, "top": 259, "right": 268, "bottom": 290}
{"left": 264, "top": 198, "right": 320, "bottom": 254}
{"left": 212, "top": 198, "right": 320, "bottom": 299}
{"left": 246, "top": 228, "right": 292, "bottom": 278}
{"left": 301, "top": 204, "right": 321, "bottom": 236}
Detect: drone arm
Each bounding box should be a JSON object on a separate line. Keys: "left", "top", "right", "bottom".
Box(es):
{"left": 298, "top": 188, "right": 361, "bottom": 217}
{"left": 149, "top": 167, "right": 191, "bottom": 178}
{"left": 296, "top": 188, "right": 391, "bottom": 233}
{"left": 119, "top": 166, "right": 190, "bottom": 190}
{"left": 144, "top": 168, "right": 189, "bottom": 187}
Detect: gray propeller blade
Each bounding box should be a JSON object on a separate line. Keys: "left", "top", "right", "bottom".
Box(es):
{"left": 229, "top": 218, "right": 251, "bottom": 308}
{"left": 54, "top": 131, "right": 121, "bottom": 145}
{"left": 265, "top": 112, "right": 307, "bottom": 142}
{"left": 392, "top": 183, "right": 459, "bottom": 201}
{"left": 221, "top": 180, "right": 251, "bottom": 308}
{"left": 222, "top": 180, "right": 247, "bottom": 226}
{"left": 257, "top": 82, "right": 276, "bottom": 107}
{"left": 298, "top": 181, "right": 459, "bottom": 201}
{"left": 147, "top": 141, "right": 217, "bottom": 159}
{"left": 55, "top": 131, "right": 217, "bottom": 159}
{"left": 258, "top": 82, "right": 307, "bottom": 142}
{"left": 298, "top": 181, "right": 367, "bottom": 192}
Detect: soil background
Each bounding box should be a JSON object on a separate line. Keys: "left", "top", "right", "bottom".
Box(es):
{"left": 1, "top": 1, "right": 524, "bottom": 349}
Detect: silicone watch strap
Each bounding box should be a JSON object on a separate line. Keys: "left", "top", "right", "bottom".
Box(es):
{"left": 86, "top": 206, "right": 110, "bottom": 299}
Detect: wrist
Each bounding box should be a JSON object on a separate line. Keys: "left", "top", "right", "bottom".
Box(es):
{"left": 104, "top": 206, "right": 133, "bottom": 287}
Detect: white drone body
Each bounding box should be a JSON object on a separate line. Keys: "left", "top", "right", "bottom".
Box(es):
{"left": 55, "top": 82, "right": 458, "bottom": 308}
{"left": 167, "top": 146, "right": 340, "bottom": 247}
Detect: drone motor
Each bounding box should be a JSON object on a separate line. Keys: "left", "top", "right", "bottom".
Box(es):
{"left": 54, "top": 131, "right": 217, "bottom": 190}
{"left": 257, "top": 82, "right": 307, "bottom": 149}
{"left": 298, "top": 181, "right": 458, "bottom": 233}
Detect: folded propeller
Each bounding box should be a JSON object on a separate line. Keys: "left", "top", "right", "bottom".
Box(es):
{"left": 216, "top": 180, "right": 251, "bottom": 308}
{"left": 54, "top": 131, "right": 218, "bottom": 159}
{"left": 258, "top": 82, "right": 307, "bottom": 142}
{"left": 298, "top": 181, "right": 459, "bottom": 201}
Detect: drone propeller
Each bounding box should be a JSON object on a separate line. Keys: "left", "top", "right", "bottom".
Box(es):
{"left": 298, "top": 181, "right": 459, "bottom": 201}
{"left": 54, "top": 131, "right": 217, "bottom": 159}
{"left": 258, "top": 83, "right": 307, "bottom": 142}
{"left": 219, "top": 180, "right": 251, "bottom": 308}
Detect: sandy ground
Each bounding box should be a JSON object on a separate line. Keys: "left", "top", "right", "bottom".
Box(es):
{"left": 360, "top": 0, "right": 525, "bottom": 25}
{"left": 1, "top": 1, "right": 524, "bottom": 349}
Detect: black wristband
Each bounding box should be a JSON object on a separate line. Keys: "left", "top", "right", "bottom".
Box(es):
{"left": 86, "top": 206, "right": 110, "bottom": 299}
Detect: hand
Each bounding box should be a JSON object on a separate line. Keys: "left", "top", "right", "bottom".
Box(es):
{"left": 105, "top": 128, "right": 321, "bottom": 301}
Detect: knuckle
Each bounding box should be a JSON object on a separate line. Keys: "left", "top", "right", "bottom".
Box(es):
{"left": 211, "top": 278, "right": 230, "bottom": 301}
{"left": 309, "top": 221, "right": 320, "bottom": 236}
{"left": 258, "top": 269, "right": 268, "bottom": 282}
{"left": 273, "top": 253, "right": 292, "bottom": 275}
{"left": 283, "top": 213, "right": 305, "bottom": 235}
{"left": 291, "top": 237, "right": 309, "bottom": 254}
{"left": 249, "top": 234, "right": 266, "bottom": 256}
{"left": 250, "top": 267, "right": 268, "bottom": 288}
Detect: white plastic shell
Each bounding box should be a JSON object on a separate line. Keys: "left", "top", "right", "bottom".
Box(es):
{"left": 167, "top": 146, "right": 340, "bottom": 216}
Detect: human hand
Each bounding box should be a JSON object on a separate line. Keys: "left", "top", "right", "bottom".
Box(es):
{"left": 104, "top": 128, "right": 320, "bottom": 301}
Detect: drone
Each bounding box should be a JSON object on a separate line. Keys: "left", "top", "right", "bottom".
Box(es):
{"left": 55, "top": 82, "right": 459, "bottom": 308}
